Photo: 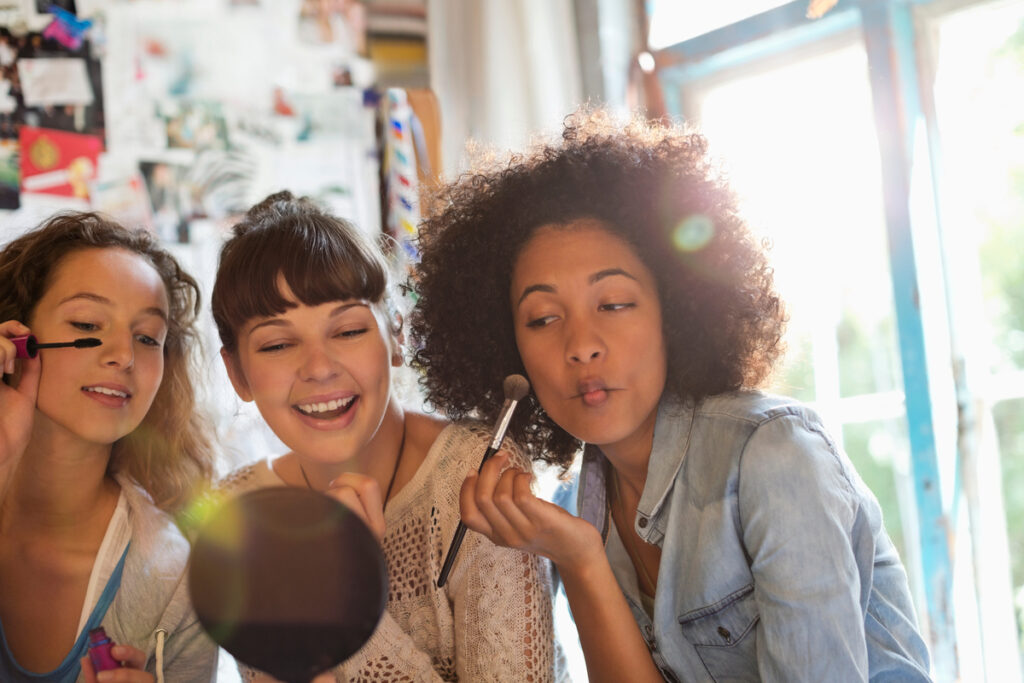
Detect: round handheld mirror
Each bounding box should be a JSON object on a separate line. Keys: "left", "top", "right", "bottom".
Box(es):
{"left": 189, "top": 487, "right": 388, "bottom": 683}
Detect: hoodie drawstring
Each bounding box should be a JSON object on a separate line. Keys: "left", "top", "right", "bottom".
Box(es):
{"left": 155, "top": 629, "right": 166, "bottom": 683}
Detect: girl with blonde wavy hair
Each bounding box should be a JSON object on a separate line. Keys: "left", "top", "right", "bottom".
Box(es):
{"left": 0, "top": 212, "right": 217, "bottom": 682}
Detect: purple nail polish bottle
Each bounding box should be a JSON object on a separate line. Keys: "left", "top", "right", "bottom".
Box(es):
{"left": 88, "top": 627, "right": 120, "bottom": 672}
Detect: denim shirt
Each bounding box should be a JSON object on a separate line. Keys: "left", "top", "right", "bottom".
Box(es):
{"left": 577, "top": 391, "right": 932, "bottom": 682}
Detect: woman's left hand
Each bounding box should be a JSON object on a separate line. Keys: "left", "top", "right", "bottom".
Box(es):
{"left": 80, "top": 644, "right": 154, "bottom": 682}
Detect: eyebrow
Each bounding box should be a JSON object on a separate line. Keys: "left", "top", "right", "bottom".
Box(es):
{"left": 246, "top": 301, "right": 368, "bottom": 334}
{"left": 59, "top": 292, "right": 168, "bottom": 322}
{"left": 516, "top": 268, "right": 638, "bottom": 306}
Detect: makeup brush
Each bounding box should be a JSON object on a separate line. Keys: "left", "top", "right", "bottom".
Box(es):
{"left": 437, "top": 374, "right": 530, "bottom": 588}
{"left": 12, "top": 334, "right": 102, "bottom": 359}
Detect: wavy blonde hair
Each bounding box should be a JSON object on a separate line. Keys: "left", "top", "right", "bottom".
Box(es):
{"left": 0, "top": 212, "right": 214, "bottom": 513}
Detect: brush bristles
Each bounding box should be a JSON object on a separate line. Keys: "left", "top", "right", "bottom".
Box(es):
{"left": 503, "top": 374, "right": 530, "bottom": 401}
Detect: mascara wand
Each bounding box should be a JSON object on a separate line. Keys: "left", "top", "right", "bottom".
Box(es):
{"left": 12, "top": 335, "right": 102, "bottom": 359}
{"left": 437, "top": 374, "right": 530, "bottom": 588}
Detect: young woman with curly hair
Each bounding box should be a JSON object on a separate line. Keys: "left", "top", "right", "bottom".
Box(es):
{"left": 0, "top": 212, "right": 217, "bottom": 681}
{"left": 409, "top": 109, "right": 931, "bottom": 682}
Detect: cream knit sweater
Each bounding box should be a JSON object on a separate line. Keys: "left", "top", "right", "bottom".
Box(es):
{"left": 221, "top": 422, "right": 565, "bottom": 682}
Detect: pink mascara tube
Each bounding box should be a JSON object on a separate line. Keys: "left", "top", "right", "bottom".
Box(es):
{"left": 88, "top": 627, "right": 120, "bottom": 672}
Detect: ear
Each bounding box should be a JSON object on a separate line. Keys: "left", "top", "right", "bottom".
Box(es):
{"left": 390, "top": 313, "right": 405, "bottom": 367}
{"left": 391, "top": 336, "right": 405, "bottom": 367}
{"left": 220, "top": 347, "right": 254, "bottom": 402}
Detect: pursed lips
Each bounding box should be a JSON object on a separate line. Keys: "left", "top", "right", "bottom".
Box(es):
{"left": 574, "top": 377, "right": 609, "bottom": 397}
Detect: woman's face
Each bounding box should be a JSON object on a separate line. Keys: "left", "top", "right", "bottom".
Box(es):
{"left": 222, "top": 278, "right": 401, "bottom": 467}
{"left": 510, "top": 219, "right": 668, "bottom": 461}
{"left": 28, "top": 247, "right": 169, "bottom": 448}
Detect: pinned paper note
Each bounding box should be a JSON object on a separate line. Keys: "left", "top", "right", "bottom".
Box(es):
{"left": 16, "top": 57, "right": 94, "bottom": 107}
{"left": 19, "top": 125, "right": 102, "bottom": 198}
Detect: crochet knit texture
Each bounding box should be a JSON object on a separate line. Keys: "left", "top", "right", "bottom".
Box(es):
{"left": 220, "top": 422, "right": 562, "bottom": 682}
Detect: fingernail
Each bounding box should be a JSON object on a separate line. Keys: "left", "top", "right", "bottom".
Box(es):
{"left": 96, "top": 673, "right": 113, "bottom": 682}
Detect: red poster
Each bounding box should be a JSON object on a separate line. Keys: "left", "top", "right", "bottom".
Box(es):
{"left": 19, "top": 126, "right": 103, "bottom": 199}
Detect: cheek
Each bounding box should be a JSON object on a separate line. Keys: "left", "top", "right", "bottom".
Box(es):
{"left": 514, "top": 330, "right": 545, "bottom": 375}
{"left": 517, "top": 342, "right": 560, "bottom": 404}
{"left": 135, "top": 354, "right": 166, "bottom": 403}
{"left": 640, "top": 339, "right": 669, "bottom": 399}
{"left": 242, "top": 359, "right": 278, "bottom": 397}
{"left": 143, "top": 349, "right": 165, "bottom": 377}
{"left": 33, "top": 365, "right": 63, "bottom": 409}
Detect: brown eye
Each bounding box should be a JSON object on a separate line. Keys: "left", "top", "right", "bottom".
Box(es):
{"left": 335, "top": 328, "right": 368, "bottom": 338}
{"left": 599, "top": 302, "right": 635, "bottom": 312}
{"left": 526, "top": 315, "right": 557, "bottom": 328}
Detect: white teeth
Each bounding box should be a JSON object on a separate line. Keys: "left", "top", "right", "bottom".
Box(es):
{"left": 297, "top": 396, "right": 355, "bottom": 415}
{"left": 84, "top": 386, "right": 129, "bottom": 398}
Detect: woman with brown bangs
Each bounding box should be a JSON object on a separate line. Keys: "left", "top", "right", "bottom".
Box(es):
{"left": 212, "top": 191, "right": 564, "bottom": 682}
{"left": 0, "top": 212, "right": 217, "bottom": 681}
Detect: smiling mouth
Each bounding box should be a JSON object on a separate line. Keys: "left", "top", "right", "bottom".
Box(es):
{"left": 83, "top": 386, "right": 130, "bottom": 399}
{"left": 294, "top": 395, "right": 356, "bottom": 420}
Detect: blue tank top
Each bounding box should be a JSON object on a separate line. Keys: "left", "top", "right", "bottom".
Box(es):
{"left": 0, "top": 544, "right": 130, "bottom": 682}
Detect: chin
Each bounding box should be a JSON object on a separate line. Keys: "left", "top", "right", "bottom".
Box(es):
{"left": 564, "top": 422, "right": 624, "bottom": 448}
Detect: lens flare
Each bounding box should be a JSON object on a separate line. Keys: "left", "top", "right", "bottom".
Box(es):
{"left": 673, "top": 215, "right": 715, "bottom": 252}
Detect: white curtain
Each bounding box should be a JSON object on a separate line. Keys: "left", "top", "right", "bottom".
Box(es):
{"left": 427, "top": 0, "right": 584, "bottom": 176}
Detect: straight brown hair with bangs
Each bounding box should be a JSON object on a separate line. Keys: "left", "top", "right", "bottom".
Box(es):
{"left": 212, "top": 191, "right": 393, "bottom": 354}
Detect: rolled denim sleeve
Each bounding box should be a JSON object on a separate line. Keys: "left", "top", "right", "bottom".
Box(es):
{"left": 737, "top": 413, "right": 870, "bottom": 682}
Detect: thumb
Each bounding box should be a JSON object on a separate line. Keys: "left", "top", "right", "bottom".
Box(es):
{"left": 80, "top": 655, "right": 98, "bottom": 683}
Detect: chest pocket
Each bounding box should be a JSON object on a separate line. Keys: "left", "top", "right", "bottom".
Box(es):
{"left": 678, "top": 583, "right": 760, "bottom": 682}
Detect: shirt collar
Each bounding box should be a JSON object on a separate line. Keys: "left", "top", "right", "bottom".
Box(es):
{"left": 578, "top": 398, "right": 695, "bottom": 544}
{"left": 635, "top": 398, "right": 694, "bottom": 544}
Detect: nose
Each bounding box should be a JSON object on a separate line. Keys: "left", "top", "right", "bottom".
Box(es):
{"left": 100, "top": 331, "right": 134, "bottom": 370}
{"left": 565, "top": 317, "right": 605, "bottom": 365}
{"left": 299, "top": 342, "right": 341, "bottom": 382}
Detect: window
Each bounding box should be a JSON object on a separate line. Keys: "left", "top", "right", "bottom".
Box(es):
{"left": 647, "top": 0, "right": 793, "bottom": 49}
{"left": 686, "top": 39, "right": 914, "bottom": 578}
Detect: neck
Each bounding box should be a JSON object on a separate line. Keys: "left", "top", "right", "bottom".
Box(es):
{"left": 597, "top": 404, "right": 660, "bottom": 500}
{"left": 1, "top": 425, "right": 117, "bottom": 535}
{"left": 599, "top": 444, "right": 652, "bottom": 504}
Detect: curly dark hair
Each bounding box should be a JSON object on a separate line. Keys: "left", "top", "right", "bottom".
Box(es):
{"left": 0, "top": 212, "right": 214, "bottom": 512}
{"left": 409, "top": 109, "right": 786, "bottom": 469}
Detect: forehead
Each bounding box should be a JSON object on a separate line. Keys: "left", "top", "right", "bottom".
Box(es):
{"left": 514, "top": 219, "right": 651, "bottom": 281}
{"left": 241, "top": 285, "right": 385, "bottom": 332}
{"left": 43, "top": 247, "right": 168, "bottom": 310}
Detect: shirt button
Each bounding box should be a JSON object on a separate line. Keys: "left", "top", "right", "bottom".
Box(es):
{"left": 638, "top": 518, "right": 648, "bottom": 528}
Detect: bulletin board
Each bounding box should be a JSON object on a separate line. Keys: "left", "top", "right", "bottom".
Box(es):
{"left": 0, "top": 0, "right": 420, "bottom": 246}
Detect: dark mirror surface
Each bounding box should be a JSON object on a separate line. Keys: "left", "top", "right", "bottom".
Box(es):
{"left": 189, "top": 487, "right": 388, "bottom": 683}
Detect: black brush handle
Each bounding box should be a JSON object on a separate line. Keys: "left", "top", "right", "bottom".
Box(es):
{"left": 436, "top": 445, "right": 499, "bottom": 587}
